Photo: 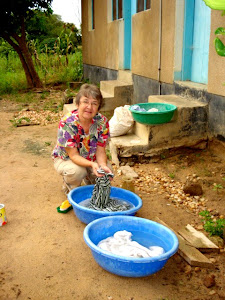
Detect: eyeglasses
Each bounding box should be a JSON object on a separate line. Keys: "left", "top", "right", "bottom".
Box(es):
{"left": 80, "top": 99, "right": 99, "bottom": 108}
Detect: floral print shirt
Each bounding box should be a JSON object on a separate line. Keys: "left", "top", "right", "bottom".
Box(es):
{"left": 52, "top": 110, "right": 109, "bottom": 161}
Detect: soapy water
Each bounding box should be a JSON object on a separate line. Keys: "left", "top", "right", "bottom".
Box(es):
{"left": 98, "top": 230, "right": 165, "bottom": 258}
{"left": 132, "top": 105, "right": 159, "bottom": 112}
{"left": 79, "top": 198, "right": 134, "bottom": 212}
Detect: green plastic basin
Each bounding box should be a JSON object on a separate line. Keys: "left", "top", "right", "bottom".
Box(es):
{"left": 129, "top": 103, "right": 177, "bottom": 125}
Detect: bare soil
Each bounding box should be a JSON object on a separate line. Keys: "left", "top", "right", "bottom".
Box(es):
{"left": 1, "top": 91, "right": 225, "bottom": 300}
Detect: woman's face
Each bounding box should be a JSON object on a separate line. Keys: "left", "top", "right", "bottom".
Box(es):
{"left": 78, "top": 95, "right": 99, "bottom": 122}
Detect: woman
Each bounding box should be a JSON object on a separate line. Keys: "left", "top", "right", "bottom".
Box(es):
{"left": 52, "top": 84, "right": 113, "bottom": 194}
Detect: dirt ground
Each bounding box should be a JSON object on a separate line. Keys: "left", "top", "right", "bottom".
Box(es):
{"left": 1, "top": 91, "right": 225, "bottom": 300}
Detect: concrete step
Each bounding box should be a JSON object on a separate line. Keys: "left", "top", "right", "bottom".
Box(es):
{"left": 117, "top": 70, "right": 133, "bottom": 84}
{"left": 148, "top": 94, "right": 207, "bottom": 108}
{"left": 100, "top": 93, "right": 115, "bottom": 113}
{"left": 101, "top": 90, "right": 113, "bottom": 98}
{"left": 63, "top": 103, "right": 77, "bottom": 115}
{"left": 100, "top": 80, "right": 132, "bottom": 96}
{"left": 100, "top": 80, "right": 117, "bottom": 95}
{"left": 109, "top": 95, "right": 209, "bottom": 165}
{"left": 109, "top": 132, "right": 149, "bottom": 166}
{"left": 100, "top": 79, "right": 133, "bottom": 113}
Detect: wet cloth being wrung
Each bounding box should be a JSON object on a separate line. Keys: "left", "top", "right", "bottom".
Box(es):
{"left": 88, "top": 170, "right": 130, "bottom": 212}
{"left": 98, "top": 230, "right": 165, "bottom": 258}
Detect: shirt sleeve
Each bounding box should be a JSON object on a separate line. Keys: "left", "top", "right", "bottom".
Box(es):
{"left": 97, "top": 118, "right": 110, "bottom": 147}
{"left": 57, "top": 121, "right": 79, "bottom": 148}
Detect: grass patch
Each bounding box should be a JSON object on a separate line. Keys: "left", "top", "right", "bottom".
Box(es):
{"left": 0, "top": 50, "right": 83, "bottom": 95}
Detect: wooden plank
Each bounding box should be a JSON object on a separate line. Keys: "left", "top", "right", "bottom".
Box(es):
{"left": 155, "top": 217, "right": 213, "bottom": 268}
{"left": 178, "top": 224, "right": 220, "bottom": 253}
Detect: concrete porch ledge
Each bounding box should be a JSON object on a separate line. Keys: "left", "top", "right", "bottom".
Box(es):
{"left": 109, "top": 95, "right": 209, "bottom": 166}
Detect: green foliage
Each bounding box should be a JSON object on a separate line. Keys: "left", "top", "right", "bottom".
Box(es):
{"left": 202, "top": 0, "right": 225, "bottom": 11}
{"left": 106, "top": 148, "right": 112, "bottom": 161}
{"left": 215, "top": 27, "right": 225, "bottom": 35}
{"left": 26, "top": 11, "right": 63, "bottom": 42}
{"left": 0, "top": 0, "right": 81, "bottom": 89}
{"left": 199, "top": 210, "right": 225, "bottom": 238}
{"left": 214, "top": 36, "right": 225, "bottom": 57}
{"left": 10, "top": 117, "right": 31, "bottom": 127}
{"left": 203, "top": 2, "right": 225, "bottom": 57}
{"left": 40, "top": 91, "right": 50, "bottom": 99}
{"left": 213, "top": 183, "right": 223, "bottom": 192}
{"left": 0, "top": 39, "right": 15, "bottom": 58}
{"left": 0, "top": 0, "right": 53, "bottom": 37}
{"left": 26, "top": 11, "right": 81, "bottom": 53}
{"left": 168, "top": 173, "right": 175, "bottom": 179}
{"left": 0, "top": 49, "right": 83, "bottom": 94}
{"left": 0, "top": 51, "right": 27, "bottom": 93}
{"left": 71, "top": 50, "right": 83, "bottom": 81}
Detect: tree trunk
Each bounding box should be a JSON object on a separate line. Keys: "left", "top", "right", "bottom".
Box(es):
{"left": 19, "top": 38, "right": 43, "bottom": 88}
{"left": 2, "top": 18, "right": 43, "bottom": 89}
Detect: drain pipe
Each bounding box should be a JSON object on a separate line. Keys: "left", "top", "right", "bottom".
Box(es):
{"left": 158, "top": 0, "right": 162, "bottom": 95}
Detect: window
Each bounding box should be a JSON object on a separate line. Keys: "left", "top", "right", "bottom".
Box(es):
{"left": 112, "top": 0, "right": 123, "bottom": 20}
{"left": 137, "top": 0, "right": 151, "bottom": 12}
{"left": 92, "top": 0, "right": 95, "bottom": 29}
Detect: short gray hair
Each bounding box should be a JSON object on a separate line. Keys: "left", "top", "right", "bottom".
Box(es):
{"left": 75, "top": 84, "right": 103, "bottom": 110}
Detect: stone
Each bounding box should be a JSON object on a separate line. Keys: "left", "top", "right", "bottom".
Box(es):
{"left": 119, "top": 166, "right": 139, "bottom": 179}
{"left": 183, "top": 182, "right": 203, "bottom": 196}
{"left": 209, "top": 236, "right": 224, "bottom": 248}
{"left": 209, "top": 290, "right": 216, "bottom": 296}
{"left": 203, "top": 275, "right": 216, "bottom": 288}
{"left": 194, "top": 267, "right": 201, "bottom": 272}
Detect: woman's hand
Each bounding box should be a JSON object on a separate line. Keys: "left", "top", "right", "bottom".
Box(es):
{"left": 100, "top": 165, "right": 114, "bottom": 181}
{"left": 91, "top": 162, "right": 101, "bottom": 177}
{"left": 100, "top": 165, "right": 112, "bottom": 174}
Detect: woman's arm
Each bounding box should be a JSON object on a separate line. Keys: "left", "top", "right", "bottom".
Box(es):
{"left": 96, "top": 146, "right": 112, "bottom": 174}
{"left": 65, "top": 147, "right": 100, "bottom": 176}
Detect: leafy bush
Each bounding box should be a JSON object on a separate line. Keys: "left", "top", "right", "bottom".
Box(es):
{"left": 199, "top": 210, "right": 225, "bottom": 238}
{"left": 39, "top": 37, "right": 58, "bottom": 52}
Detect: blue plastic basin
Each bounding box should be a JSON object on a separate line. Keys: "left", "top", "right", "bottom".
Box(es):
{"left": 68, "top": 185, "right": 143, "bottom": 224}
{"left": 83, "top": 215, "right": 179, "bottom": 277}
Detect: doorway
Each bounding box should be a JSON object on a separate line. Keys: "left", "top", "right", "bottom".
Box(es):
{"left": 181, "top": 0, "right": 211, "bottom": 84}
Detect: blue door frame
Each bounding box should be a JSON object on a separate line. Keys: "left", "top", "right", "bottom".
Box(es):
{"left": 123, "top": 1, "right": 137, "bottom": 69}
{"left": 181, "top": 0, "right": 211, "bottom": 84}
{"left": 182, "top": 1, "right": 195, "bottom": 81}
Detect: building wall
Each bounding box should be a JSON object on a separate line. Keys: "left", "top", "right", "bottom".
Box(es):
{"left": 131, "top": 0, "right": 175, "bottom": 84}
{"left": 132, "top": 5, "right": 159, "bottom": 81}
{"left": 160, "top": 0, "right": 176, "bottom": 84}
{"left": 82, "top": 0, "right": 225, "bottom": 96}
{"left": 82, "top": 0, "right": 121, "bottom": 70}
{"left": 82, "top": 0, "right": 176, "bottom": 85}
{"left": 81, "top": 0, "right": 225, "bottom": 139}
{"left": 208, "top": 10, "right": 225, "bottom": 97}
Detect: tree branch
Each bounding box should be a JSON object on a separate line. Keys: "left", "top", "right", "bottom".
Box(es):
{"left": 2, "top": 33, "right": 20, "bottom": 52}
